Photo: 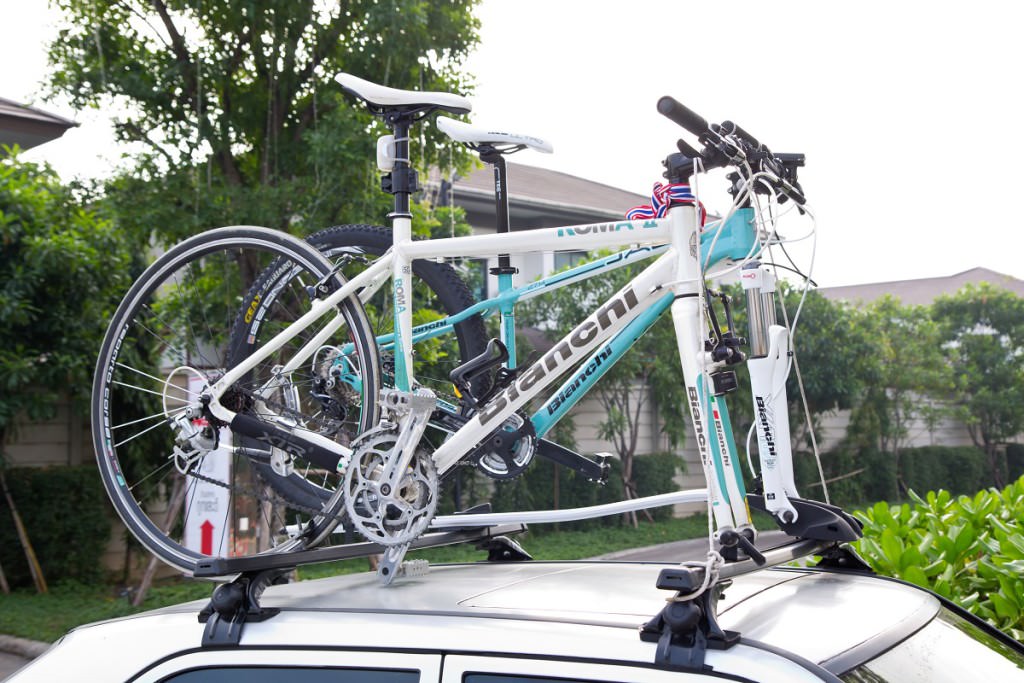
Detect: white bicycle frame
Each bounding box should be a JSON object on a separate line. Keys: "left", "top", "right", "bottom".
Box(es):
{"left": 206, "top": 199, "right": 802, "bottom": 537}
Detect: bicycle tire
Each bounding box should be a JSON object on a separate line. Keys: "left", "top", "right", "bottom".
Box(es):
{"left": 92, "top": 226, "right": 380, "bottom": 573}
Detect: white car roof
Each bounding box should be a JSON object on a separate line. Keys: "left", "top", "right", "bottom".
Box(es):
{"left": 14, "top": 562, "right": 939, "bottom": 682}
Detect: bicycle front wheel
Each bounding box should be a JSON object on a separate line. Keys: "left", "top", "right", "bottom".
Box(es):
{"left": 92, "top": 226, "right": 380, "bottom": 574}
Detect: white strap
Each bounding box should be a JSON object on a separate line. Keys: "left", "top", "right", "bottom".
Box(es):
{"left": 336, "top": 73, "right": 471, "bottom": 114}
{"left": 436, "top": 116, "right": 553, "bottom": 154}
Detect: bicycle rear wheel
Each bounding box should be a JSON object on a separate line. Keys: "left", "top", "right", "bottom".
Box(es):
{"left": 92, "top": 226, "right": 379, "bottom": 573}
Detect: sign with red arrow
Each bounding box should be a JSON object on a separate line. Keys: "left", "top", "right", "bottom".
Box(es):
{"left": 182, "top": 375, "right": 232, "bottom": 557}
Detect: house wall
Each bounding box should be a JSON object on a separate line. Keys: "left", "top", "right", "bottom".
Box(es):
{"left": 3, "top": 400, "right": 89, "bottom": 468}
{"left": 817, "top": 405, "right": 978, "bottom": 453}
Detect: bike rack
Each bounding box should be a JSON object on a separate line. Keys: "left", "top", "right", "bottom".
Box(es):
{"left": 196, "top": 516, "right": 531, "bottom": 646}
{"left": 193, "top": 519, "right": 528, "bottom": 578}
{"left": 194, "top": 487, "right": 865, "bottom": 657}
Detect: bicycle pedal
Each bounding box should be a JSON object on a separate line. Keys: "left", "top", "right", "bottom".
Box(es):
{"left": 397, "top": 559, "right": 430, "bottom": 578}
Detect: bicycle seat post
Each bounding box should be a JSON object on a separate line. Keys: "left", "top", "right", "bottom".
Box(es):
{"left": 381, "top": 113, "right": 417, "bottom": 227}
{"left": 478, "top": 145, "right": 519, "bottom": 366}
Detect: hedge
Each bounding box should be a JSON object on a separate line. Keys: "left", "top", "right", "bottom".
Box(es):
{"left": 796, "top": 444, "right": 999, "bottom": 507}
{"left": 854, "top": 476, "right": 1024, "bottom": 641}
{"left": 0, "top": 466, "right": 112, "bottom": 588}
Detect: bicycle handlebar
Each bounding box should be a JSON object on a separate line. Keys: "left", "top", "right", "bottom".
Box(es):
{"left": 657, "top": 96, "right": 709, "bottom": 137}
{"left": 719, "top": 120, "right": 760, "bottom": 149}
{"left": 658, "top": 96, "right": 807, "bottom": 206}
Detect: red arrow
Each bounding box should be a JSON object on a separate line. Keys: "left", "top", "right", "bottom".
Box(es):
{"left": 200, "top": 520, "right": 214, "bottom": 555}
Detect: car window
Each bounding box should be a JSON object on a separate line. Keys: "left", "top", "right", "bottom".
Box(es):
{"left": 445, "top": 652, "right": 822, "bottom": 682}
{"left": 162, "top": 667, "right": 419, "bottom": 682}
{"left": 134, "top": 650, "right": 441, "bottom": 683}
{"left": 841, "top": 608, "right": 1024, "bottom": 682}
{"left": 465, "top": 676, "right": 606, "bottom": 683}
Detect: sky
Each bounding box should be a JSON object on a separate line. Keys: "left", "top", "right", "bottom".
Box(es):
{"left": 3, "top": 0, "right": 1023, "bottom": 288}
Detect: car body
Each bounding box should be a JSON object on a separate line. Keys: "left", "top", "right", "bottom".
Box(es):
{"left": 10, "top": 554, "right": 1024, "bottom": 682}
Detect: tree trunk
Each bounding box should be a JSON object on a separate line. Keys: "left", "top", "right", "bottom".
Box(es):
{"left": 0, "top": 471, "right": 47, "bottom": 593}
{"left": 0, "top": 558, "right": 10, "bottom": 595}
{"left": 133, "top": 476, "right": 188, "bottom": 606}
{"left": 987, "top": 443, "right": 1006, "bottom": 489}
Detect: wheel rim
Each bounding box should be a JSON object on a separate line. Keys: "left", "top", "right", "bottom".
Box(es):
{"left": 93, "top": 230, "right": 378, "bottom": 572}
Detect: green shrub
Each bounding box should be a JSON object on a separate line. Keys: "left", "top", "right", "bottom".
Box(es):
{"left": 1007, "top": 444, "right": 1024, "bottom": 481}
{"left": 853, "top": 476, "right": 1024, "bottom": 640}
{"left": 0, "top": 466, "right": 111, "bottom": 587}
{"left": 900, "top": 445, "right": 989, "bottom": 496}
{"left": 632, "top": 452, "right": 681, "bottom": 521}
{"left": 800, "top": 445, "right": 992, "bottom": 508}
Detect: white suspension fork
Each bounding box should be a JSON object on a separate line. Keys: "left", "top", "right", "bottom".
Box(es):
{"left": 741, "top": 263, "right": 799, "bottom": 522}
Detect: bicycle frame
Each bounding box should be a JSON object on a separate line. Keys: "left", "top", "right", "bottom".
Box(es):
{"left": 207, "top": 204, "right": 763, "bottom": 535}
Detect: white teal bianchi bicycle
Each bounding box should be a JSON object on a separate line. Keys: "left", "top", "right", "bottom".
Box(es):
{"left": 92, "top": 72, "right": 860, "bottom": 578}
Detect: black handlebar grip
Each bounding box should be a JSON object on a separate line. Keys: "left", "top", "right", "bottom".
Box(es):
{"left": 785, "top": 185, "right": 807, "bottom": 206}
{"left": 657, "top": 96, "right": 709, "bottom": 136}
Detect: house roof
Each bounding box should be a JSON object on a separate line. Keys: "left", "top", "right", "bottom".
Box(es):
{"left": 456, "top": 161, "right": 647, "bottom": 216}
{"left": 818, "top": 267, "right": 1024, "bottom": 306}
{"left": 444, "top": 161, "right": 647, "bottom": 228}
{"left": 0, "top": 97, "right": 78, "bottom": 152}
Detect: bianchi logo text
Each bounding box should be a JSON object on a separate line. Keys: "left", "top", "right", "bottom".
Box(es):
{"left": 755, "top": 396, "right": 777, "bottom": 464}
{"left": 711, "top": 407, "right": 731, "bottom": 468}
{"left": 546, "top": 345, "right": 613, "bottom": 415}
{"left": 687, "top": 386, "right": 710, "bottom": 464}
{"left": 478, "top": 287, "right": 639, "bottom": 426}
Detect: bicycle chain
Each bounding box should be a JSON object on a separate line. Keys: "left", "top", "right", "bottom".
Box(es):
{"left": 185, "top": 385, "right": 354, "bottom": 525}
{"left": 182, "top": 456, "right": 349, "bottom": 530}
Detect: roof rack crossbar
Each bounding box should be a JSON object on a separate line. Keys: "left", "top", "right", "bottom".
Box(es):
{"left": 193, "top": 522, "right": 527, "bottom": 578}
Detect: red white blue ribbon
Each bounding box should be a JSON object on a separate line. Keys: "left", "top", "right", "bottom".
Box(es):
{"left": 626, "top": 182, "right": 707, "bottom": 225}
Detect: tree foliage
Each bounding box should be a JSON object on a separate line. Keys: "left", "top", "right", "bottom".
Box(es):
{"left": 932, "top": 283, "right": 1024, "bottom": 487}
{"left": 46, "top": 0, "right": 482, "bottom": 243}
{"left": 847, "top": 296, "right": 954, "bottom": 483}
{"left": 0, "top": 155, "right": 131, "bottom": 456}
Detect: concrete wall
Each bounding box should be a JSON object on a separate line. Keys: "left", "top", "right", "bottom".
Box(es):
{"left": 3, "top": 401, "right": 89, "bottom": 468}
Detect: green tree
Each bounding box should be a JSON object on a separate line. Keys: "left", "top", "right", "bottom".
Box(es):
{"left": 780, "top": 287, "right": 881, "bottom": 434}
{"left": 855, "top": 296, "right": 953, "bottom": 486}
{"left": 46, "top": 0, "right": 482, "bottom": 243}
{"left": 932, "top": 283, "right": 1024, "bottom": 487}
{"left": 0, "top": 155, "right": 131, "bottom": 454}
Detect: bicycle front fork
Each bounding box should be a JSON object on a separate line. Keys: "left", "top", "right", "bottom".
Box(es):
{"left": 742, "top": 262, "right": 800, "bottom": 523}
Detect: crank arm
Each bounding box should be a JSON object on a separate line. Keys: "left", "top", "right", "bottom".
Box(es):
{"left": 381, "top": 389, "right": 436, "bottom": 487}
{"left": 535, "top": 441, "right": 610, "bottom": 483}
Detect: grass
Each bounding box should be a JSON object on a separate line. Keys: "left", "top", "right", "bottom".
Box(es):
{"left": 0, "top": 515, "right": 714, "bottom": 643}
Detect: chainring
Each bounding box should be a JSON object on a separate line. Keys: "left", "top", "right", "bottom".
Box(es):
{"left": 343, "top": 424, "right": 439, "bottom": 546}
{"left": 473, "top": 413, "right": 536, "bottom": 481}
